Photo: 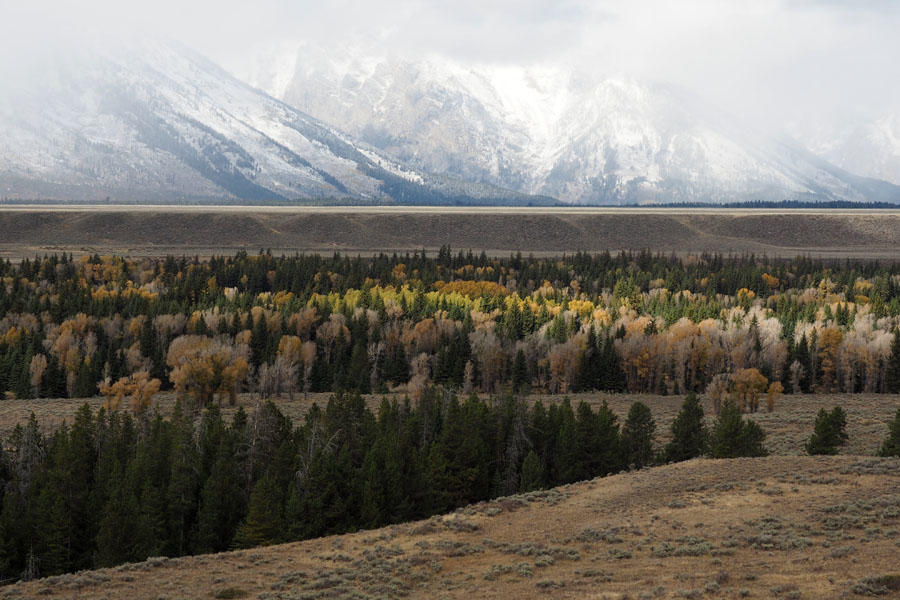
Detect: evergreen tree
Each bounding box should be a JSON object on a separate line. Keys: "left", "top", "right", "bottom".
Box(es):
{"left": 33, "top": 482, "right": 70, "bottom": 576}
{"left": 878, "top": 408, "right": 900, "bottom": 457}
{"left": 72, "top": 360, "right": 96, "bottom": 398}
{"left": 708, "top": 400, "right": 768, "bottom": 458}
{"left": 794, "top": 334, "right": 812, "bottom": 393}
{"left": 665, "top": 393, "right": 707, "bottom": 462}
{"left": 95, "top": 463, "right": 149, "bottom": 567}
{"left": 886, "top": 329, "right": 900, "bottom": 393}
{"left": 511, "top": 349, "right": 529, "bottom": 393}
{"left": 806, "top": 406, "right": 849, "bottom": 455}
{"left": 196, "top": 438, "right": 246, "bottom": 553}
{"left": 592, "top": 401, "right": 622, "bottom": 477}
{"left": 43, "top": 355, "right": 68, "bottom": 398}
{"left": 599, "top": 336, "right": 627, "bottom": 392}
{"left": 346, "top": 341, "right": 371, "bottom": 393}
{"left": 167, "top": 409, "right": 200, "bottom": 556}
{"left": 518, "top": 450, "right": 543, "bottom": 492}
{"left": 233, "top": 474, "right": 283, "bottom": 549}
{"left": 552, "top": 400, "right": 580, "bottom": 484}
{"left": 621, "top": 402, "right": 656, "bottom": 469}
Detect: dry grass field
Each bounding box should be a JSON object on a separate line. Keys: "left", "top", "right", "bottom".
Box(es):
{"left": 2, "top": 392, "right": 897, "bottom": 458}
{"left": 3, "top": 455, "right": 899, "bottom": 600}
{"left": 2, "top": 207, "right": 900, "bottom": 259}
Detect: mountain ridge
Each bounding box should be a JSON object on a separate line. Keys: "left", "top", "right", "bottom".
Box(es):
{"left": 242, "top": 43, "right": 900, "bottom": 205}
{"left": 0, "top": 38, "right": 547, "bottom": 206}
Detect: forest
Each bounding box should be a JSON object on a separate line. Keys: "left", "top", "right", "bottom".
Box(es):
{"left": 2, "top": 249, "right": 900, "bottom": 580}
{"left": 0, "top": 388, "right": 773, "bottom": 580}
{"left": 1, "top": 249, "right": 900, "bottom": 408}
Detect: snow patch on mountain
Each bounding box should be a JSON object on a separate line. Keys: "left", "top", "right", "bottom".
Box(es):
{"left": 241, "top": 43, "right": 900, "bottom": 204}
{"left": 0, "top": 37, "right": 532, "bottom": 204}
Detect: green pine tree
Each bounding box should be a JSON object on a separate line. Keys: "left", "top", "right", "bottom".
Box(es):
{"left": 621, "top": 402, "right": 656, "bottom": 469}
{"left": 234, "top": 475, "right": 284, "bottom": 549}
{"left": 196, "top": 442, "right": 246, "bottom": 553}
{"left": 708, "top": 400, "right": 768, "bottom": 458}
{"left": 72, "top": 360, "right": 96, "bottom": 398}
{"left": 878, "top": 408, "right": 900, "bottom": 457}
{"left": 886, "top": 329, "right": 900, "bottom": 393}
{"left": 665, "top": 393, "right": 707, "bottom": 462}
{"left": 511, "top": 349, "right": 529, "bottom": 393}
{"left": 806, "top": 406, "right": 849, "bottom": 455}
{"left": 518, "top": 450, "right": 543, "bottom": 492}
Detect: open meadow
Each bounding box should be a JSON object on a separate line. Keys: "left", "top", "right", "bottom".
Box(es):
{"left": 2, "top": 206, "right": 900, "bottom": 259}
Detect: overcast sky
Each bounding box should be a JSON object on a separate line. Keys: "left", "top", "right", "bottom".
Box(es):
{"left": 2, "top": 0, "right": 898, "bottom": 126}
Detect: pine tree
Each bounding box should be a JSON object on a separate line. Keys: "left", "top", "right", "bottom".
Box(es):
{"left": 806, "top": 406, "right": 849, "bottom": 455}
{"left": 599, "top": 336, "right": 627, "bottom": 392}
{"left": 346, "top": 341, "right": 371, "bottom": 393}
{"left": 167, "top": 411, "right": 200, "bottom": 556}
{"left": 621, "top": 402, "right": 656, "bottom": 469}
{"left": 196, "top": 441, "right": 246, "bottom": 552}
{"left": 73, "top": 360, "right": 96, "bottom": 398}
{"left": 95, "top": 463, "right": 147, "bottom": 567}
{"left": 519, "top": 450, "right": 543, "bottom": 492}
{"left": 511, "top": 349, "right": 529, "bottom": 393}
{"left": 593, "top": 401, "right": 622, "bottom": 476}
{"left": 886, "top": 329, "right": 900, "bottom": 393}
{"left": 794, "top": 334, "right": 812, "bottom": 393}
{"left": 552, "top": 400, "right": 580, "bottom": 484}
{"left": 708, "top": 400, "right": 767, "bottom": 458}
{"left": 665, "top": 393, "right": 707, "bottom": 462}
{"left": 233, "top": 475, "right": 284, "bottom": 549}
{"left": 34, "top": 482, "right": 70, "bottom": 576}
{"left": 878, "top": 408, "right": 900, "bottom": 457}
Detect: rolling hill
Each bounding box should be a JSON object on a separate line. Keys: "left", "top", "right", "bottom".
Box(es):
{"left": 3, "top": 455, "right": 898, "bottom": 599}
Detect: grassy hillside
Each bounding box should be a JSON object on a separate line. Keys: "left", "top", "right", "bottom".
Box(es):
{"left": 3, "top": 455, "right": 899, "bottom": 599}
{"left": 2, "top": 208, "right": 900, "bottom": 259}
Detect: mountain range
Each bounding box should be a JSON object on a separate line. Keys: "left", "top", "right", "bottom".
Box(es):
{"left": 0, "top": 38, "right": 538, "bottom": 205}
{"left": 1, "top": 37, "right": 898, "bottom": 205}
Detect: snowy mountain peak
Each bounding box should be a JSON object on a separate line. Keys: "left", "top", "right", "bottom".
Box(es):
{"left": 240, "top": 44, "right": 900, "bottom": 205}
{"left": 0, "top": 37, "right": 537, "bottom": 204}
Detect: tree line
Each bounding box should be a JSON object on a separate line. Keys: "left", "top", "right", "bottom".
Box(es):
{"left": 1, "top": 251, "right": 900, "bottom": 407}
{"left": 2, "top": 389, "right": 898, "bottom": 581}
{"left": 0, "top": 389, "right": 749, "bottom": 581}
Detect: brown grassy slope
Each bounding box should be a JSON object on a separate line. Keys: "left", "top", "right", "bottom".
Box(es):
{"left": 4, "top": 456, "right": 899, "bottom": 600}
{"left": 3, "top": 393, "right": 897, "bottom": 457}
{"left": 2, "top": 210, "right": 900, "bottom": 259}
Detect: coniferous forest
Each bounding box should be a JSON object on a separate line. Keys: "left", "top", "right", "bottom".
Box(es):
{"left": 2, "top": 248, "right": 900, "bottom": 580}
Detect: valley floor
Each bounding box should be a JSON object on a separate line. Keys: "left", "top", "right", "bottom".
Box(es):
{"left": 2, "top": 207, "right": 900, "bottom": 259}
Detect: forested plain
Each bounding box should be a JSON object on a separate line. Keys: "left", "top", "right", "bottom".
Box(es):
{"left": 2, "top": 248, "right": 900, "bottom": 581}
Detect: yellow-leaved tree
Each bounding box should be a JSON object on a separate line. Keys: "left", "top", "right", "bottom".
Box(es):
{"left": 99, "top": 371, "right": 161, "bottom": 414}
{"left": 167, "top": 335, "right": 249, "bottom": 408}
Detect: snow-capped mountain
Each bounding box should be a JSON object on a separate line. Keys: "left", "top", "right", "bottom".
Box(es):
{"left": 0, "top": 38, "right": 538, "bottom": 204}
{"left": 242, "top": 43, "right": 900, "bottom": 204}
{"left": 793, "top": 114, "right": 900, "bottom": 188}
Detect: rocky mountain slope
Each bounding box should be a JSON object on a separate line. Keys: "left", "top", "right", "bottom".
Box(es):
{"left": 243, "top": 43, "right": 900, "bottom": 205}
{"left": 0, "top": 38, "right": 539, "bottom": 205}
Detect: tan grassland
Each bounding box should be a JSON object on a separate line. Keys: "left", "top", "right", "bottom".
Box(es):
{"left": 2, "top": 207, "right": 900, "bottom": 259}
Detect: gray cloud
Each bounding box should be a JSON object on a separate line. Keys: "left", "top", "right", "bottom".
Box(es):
{"left": 1, "top": 0, "right": 897, "bottom": 128}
